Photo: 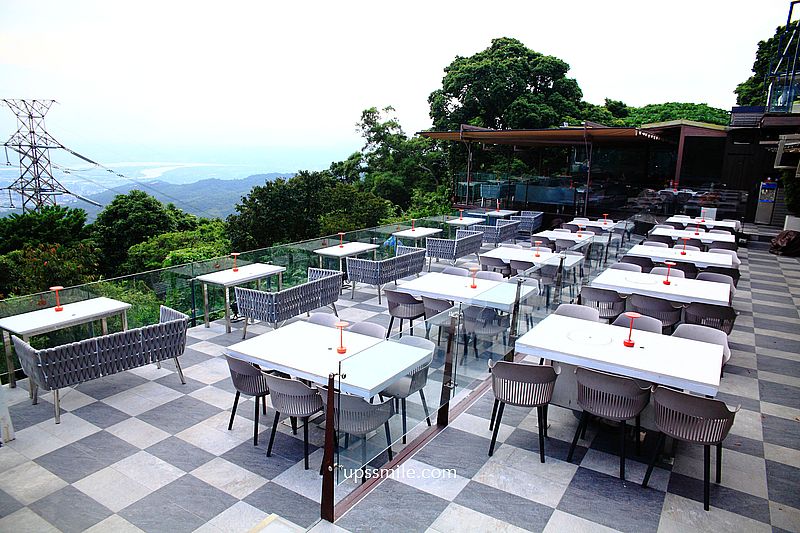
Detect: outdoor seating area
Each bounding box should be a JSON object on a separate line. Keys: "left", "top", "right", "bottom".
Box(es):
{"left": 0, "top": 215, "right": 798, "bottom": 532}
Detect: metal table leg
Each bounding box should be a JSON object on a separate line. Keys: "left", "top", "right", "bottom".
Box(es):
{"left": 101, "top": 318, "right": 108, "bottom": 335}
{"left": 2, "top": 331, "right": 14, "bottom": 388}
{"left": 121, "top": 310, "right": 128, "bottom": 331}
{"left": 224, "top": 287, "right": 232, "bottom": 333}
{"left": 203, "top": 283, "right": 210, "bottom": 328}
{"left": 278, "top": 272, "right": 283, "bottom": 291}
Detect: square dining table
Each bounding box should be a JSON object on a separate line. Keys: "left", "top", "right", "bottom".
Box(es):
{"left": 224, "top": 321, "right": 431, "bottom": 398}
{"left": 392, "top": 227, "right": 442, "bottom": 248}
{"left": 314, "top": 242, "right": 380, "bottom": 271}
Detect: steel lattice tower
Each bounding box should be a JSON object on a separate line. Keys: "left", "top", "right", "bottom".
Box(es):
{"left": 2, "top": 99, "right": 73, "bottom": 212}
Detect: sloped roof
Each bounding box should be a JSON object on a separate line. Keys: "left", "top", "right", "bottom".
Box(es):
{"left": 417, "top": 126, "right": 665, "bottom": 146}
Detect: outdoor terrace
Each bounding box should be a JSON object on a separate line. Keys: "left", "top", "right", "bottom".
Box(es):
{"left": 0, "top": 216, "right": 798, "bottom": 533}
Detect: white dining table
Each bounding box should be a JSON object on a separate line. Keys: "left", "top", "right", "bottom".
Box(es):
{"left": 570, "top": 219, "right": 621, "bottom": 231}
{"left": 666, "top": 216, "right": 740, "bottom": 232}
{"left": 224, "top": 321, "right": 430, "bottom": 398}
{"left": 532, "top": 231, "right": 594, "bottom": 244}
{"left": 314, "top": 241, "right": 380, "bottom": 271}
{"left": 651, "top": 228, "right": 736, "bottom": 244}
{"left": 0, "top": 297, "right": 132, "bottom": 388}
{"left": 479, "top": 247, "right": 584, "bottom": 269}
{"left": 515, "top": 314, "right": 723, "bottom": 397}
{"left": 590, "top": 268, "right": 731, "bottom": 305}
{"left": 626, "top": 245, "right": 734, "bottom": 269}
{"left": 394, "top": 272, "right": 538, "bottom": 313}
{"left": 392, "top": 227, "right": 442, "bottom": 247}
{"left": 469, "top": 209, "right": 519, "bottom": 219}
{"left": 196, "top": 263, "right": 286, "bottom": 333}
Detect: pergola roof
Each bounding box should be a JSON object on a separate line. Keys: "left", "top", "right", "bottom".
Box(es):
{"left": 417, "top": 125, "right": 666, "bottom": 146}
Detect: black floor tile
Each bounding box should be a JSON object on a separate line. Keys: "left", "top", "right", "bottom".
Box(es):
{"left": 454, "top": 480, "right": 554, "bottom": 531}
{"left": 244, "top": 482, "right": 320, "bottom": 529}
{"left": 29, "top": 486, "right": 112, "bottom": 533}
{"left": 766, "top": 460, "right": 800, "bottom": 509}
{"left": 148, "top": 474, "right": 237, "bottom": 521}
{"left": 145, "top": 437, "right": 216, "bottom": 472}
{"left": 412, "top": 427, "right": 493, "bottom": 478}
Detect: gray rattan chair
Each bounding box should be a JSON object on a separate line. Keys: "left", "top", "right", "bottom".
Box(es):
{"left": 672, "top": 324, "right": 731, "bottom": 367}
{"left": 422, "top": 296, "right": 452, "bottom": 344}
{"left": 380, "top": 336, "right": 436, "bottom": 442}
{"left": 319, "top": 387, "right": 395, "bottom": 475}
{"left": 475, "top": 270, "right": 504, "bottom": 281}
{"left": 509, "top": 259, "right": 535, "bottom": 276}
{"left": 555, "top": 239, "right": 574, "bottom": 253}
{"left": 462, "top": 306, "right": 509, "bottom": 358}
{"left": 620, "top": 255, "right": 654, "bottom": 273}
{"left": 441, "top": 266, "right": 469, "bottom": 277}
{"left": 578, "top": 287, "right": 626, "bottom": 322}
{"left": 650, "top": 266, "right": 685, "bottom": 278}
{"left": 696, "top": 272, "right": 735, "bottom": 303}
{"left": 683, "top": 238, "right": 706, "bottom": 251}
{"left": 225, "top": 356, "right": 270, "bottom": 446}
{"left": 671, "top": 260, "right": 698, "bottom": 279}
{"left": 609, "top": 262, "right": 641, "bottom": 273}
{"left": 488, "top": 361, "right": 559, "bottom": 462}
{"left": 628, "top": 294, "right": 683, "bottom": 333}
{"left": 702, "top": 266, "right": 741, "bottom": 287}
{"left": 563, "top": 223, "right": 580, "bottom": 232}
{"left": 642, "top": 387, "right": 738, "bottom": 511}
{"left": 706, "top": 241, "right": 737, "bottom": 251}
{"left": 308, "top": 312, "right": 339, "bottom": 327}
{"left": 479, "top": 255, "right": 512, "bottom": 277}
{"left": 264, "top": 374, "right": 323, "bottom": 469}
{"left": 673, "top": 244, "right": 702, "bottom": 252}
{"left": 643, "top": 241, "right": 669, "bottom": 248}
{"left": 567, "top": 367, "right": 651, "bottom": 479}
{"left": 645, "top": 234, "right": 674, "bottom": 246}
{"left": 708, "top": 249, "right": 741, "bottom": 267}
{"left": 384, "top": 289, "right": 425, "bottom": 338}
{"left": 554, "top": 303, "right": 601, "bottom": 322}
{"left": 530, "top": 236, "right": 554, "bottom": 250}
{"left": 348, "top": 321, "right": 387, "bottom": 339}
{"left": 683, "top": 302, "right": 737, "bottom": 335}
{"left": 611, "top": 313, "right": 663, "bottom": 334}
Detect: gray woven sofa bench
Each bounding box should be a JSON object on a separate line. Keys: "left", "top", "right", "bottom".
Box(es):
{"left": 473, "top": 219, "right": 520, "bottom": 247}
{"left": 346, "top": 245, "right": 426, "bottom": 303}
{"left": 235, "top": 268, "right": 344, "bottom": 337}
{"left": 424, "top": 230, "right": 484, "bottom": 271}
{"left": 12, "top": 306, "right": 189, "bottom": 424}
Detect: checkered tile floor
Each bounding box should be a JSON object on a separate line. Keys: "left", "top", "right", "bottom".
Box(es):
{"left": 1, "top": 237, "right": 798, "bottom": 532}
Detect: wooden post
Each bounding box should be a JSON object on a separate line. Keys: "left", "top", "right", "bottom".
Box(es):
{"left": 673, "top": 127, "right": 686, "bottom": 190}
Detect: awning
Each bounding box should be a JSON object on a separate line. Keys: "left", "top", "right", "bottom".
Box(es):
{"left": 417, "top": 125, "right": 666, "bottom": 146}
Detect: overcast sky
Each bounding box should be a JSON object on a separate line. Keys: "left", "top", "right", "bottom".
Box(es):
{"left": 0, "top": 0, "right": 793, "bottom": 172}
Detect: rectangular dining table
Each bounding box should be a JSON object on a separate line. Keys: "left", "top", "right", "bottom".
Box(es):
{"left": 195, "top": 263, "right": 286, "bottom": 333}
{"left": 224, "top": 321, "right": 431, "bottom": 398}
{"left": 515, "top": 314, "right": 722, "bottom": 421}
{"left": 314, "top": 241, "right": 380, "bottom": 271}
{"left": 625, "top": 244, "right": 734, "bottom": 269}
{"left": 394, "top": 272, "right": 538, "bottom": 313}
{"left": 0, "top": 297, "right": 131, "bottom": 387}
{"left": 532, "top": 231, "right": 594, "bottom": 244}
{"left": 650, "top": 228, "right": 736, "bottom": 243}
{"left": 479, "top": 247, "right": 584, "bottom": 269}
{"left": 666, "top": 216, "right": 740, "bottom": 232}
{"left": 590, "top": 268, "right": 731, "bottom": 305}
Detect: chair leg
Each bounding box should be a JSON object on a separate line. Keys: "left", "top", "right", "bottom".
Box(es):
{"left": 489, "top": 398, "right": 500, "bottom": 431}
{"left": 619, "top": 419, "right": 626, "bottom": 480}
{"left": 635, "top": 414, "right": 641, "bottom": 456}
{"left": 567, "top": 411, "right": 589, "bottom": 463}
{"left": 331, "top": 303, "right": 339, "bottom": 317}
{"left": 303, "top": 417, "right": 310, "bottom": 470}
{"left": 401, "top": 398, "right": 407, "bottom": 444}
{"left": 419, "top": 389, "right": 431, "bottom": 426}
{"left": 377, "top": 285, "right": 382, "bottom": 305}
{"left": 242, "top": 320, "right": 248, "bottom": 340}
{"left": 253, "top": 396, "right": 260, "bottom": 446}
{"left": 642, "top": 432, "right": 665, "bottom": 488}
{"left": 488, "top": 402, "right": 505, "bottom": 456}
{"left": 542, "top": 405, "right": 549, "bottom": 437}
{"left": 266, "top": 412, "right": 280, "bottom": 457}
{"left": 53, "top": 389, "right": 61, "bottom": 424}
{"left": 174, "top": 357, "right": 186, "bottom": 385}
{"left": 704, "top": 444, "right": 711, "bottom": 511}
{"left": 228, "top": 391, "right": 240, "bottom": 431}
{"left": 386, "top": 317, "right": 394, "bottom": 339}
{"left": 351, "top": 282, "right": 356, "bottom": 299}
{"left": 344, "top": 433, "right": 350, "bottom": 449}
{"left": 398, "top": 319, "right": 403, "bottom": 338}
{"left": 537, "top": 406, "right": 546, "bottom": 463}
{"left": 263, "top": 395, "right": 267, "bottom": 415}
{"left": 290, "top": 416, "right": 297, "bottom": 435}
{"left": 716, "top": 442, "right": 722, "bottom": 484}
{"left": 385, "top": 421, "right": 393, "bottom": 461}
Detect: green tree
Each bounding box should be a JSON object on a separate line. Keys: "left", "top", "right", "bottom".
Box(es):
{"left": 318, "top": 183, "right": 395, "bottom": 234}
{"left": 428, "top": 37, "right": 583, "bottom": 131}
{"left": 226, "top": 171, "right": 335, "bottom": 250}
{"left": 735, "top": 20, "right": 799, "bottom": 106}
{"left": 0, "top": 242, "right": 99, "bottom": 298}
{"left": 123, "top": 219, "right": 229, "bottom": 273}
{"left": 622, "top": 102, "right": 729, "bottom": 126}
{"left": 91, "top": 190, "right": 178, "bottom": 275}
{"left": 0, "top": 205, "right": 88, "bottom": 255}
